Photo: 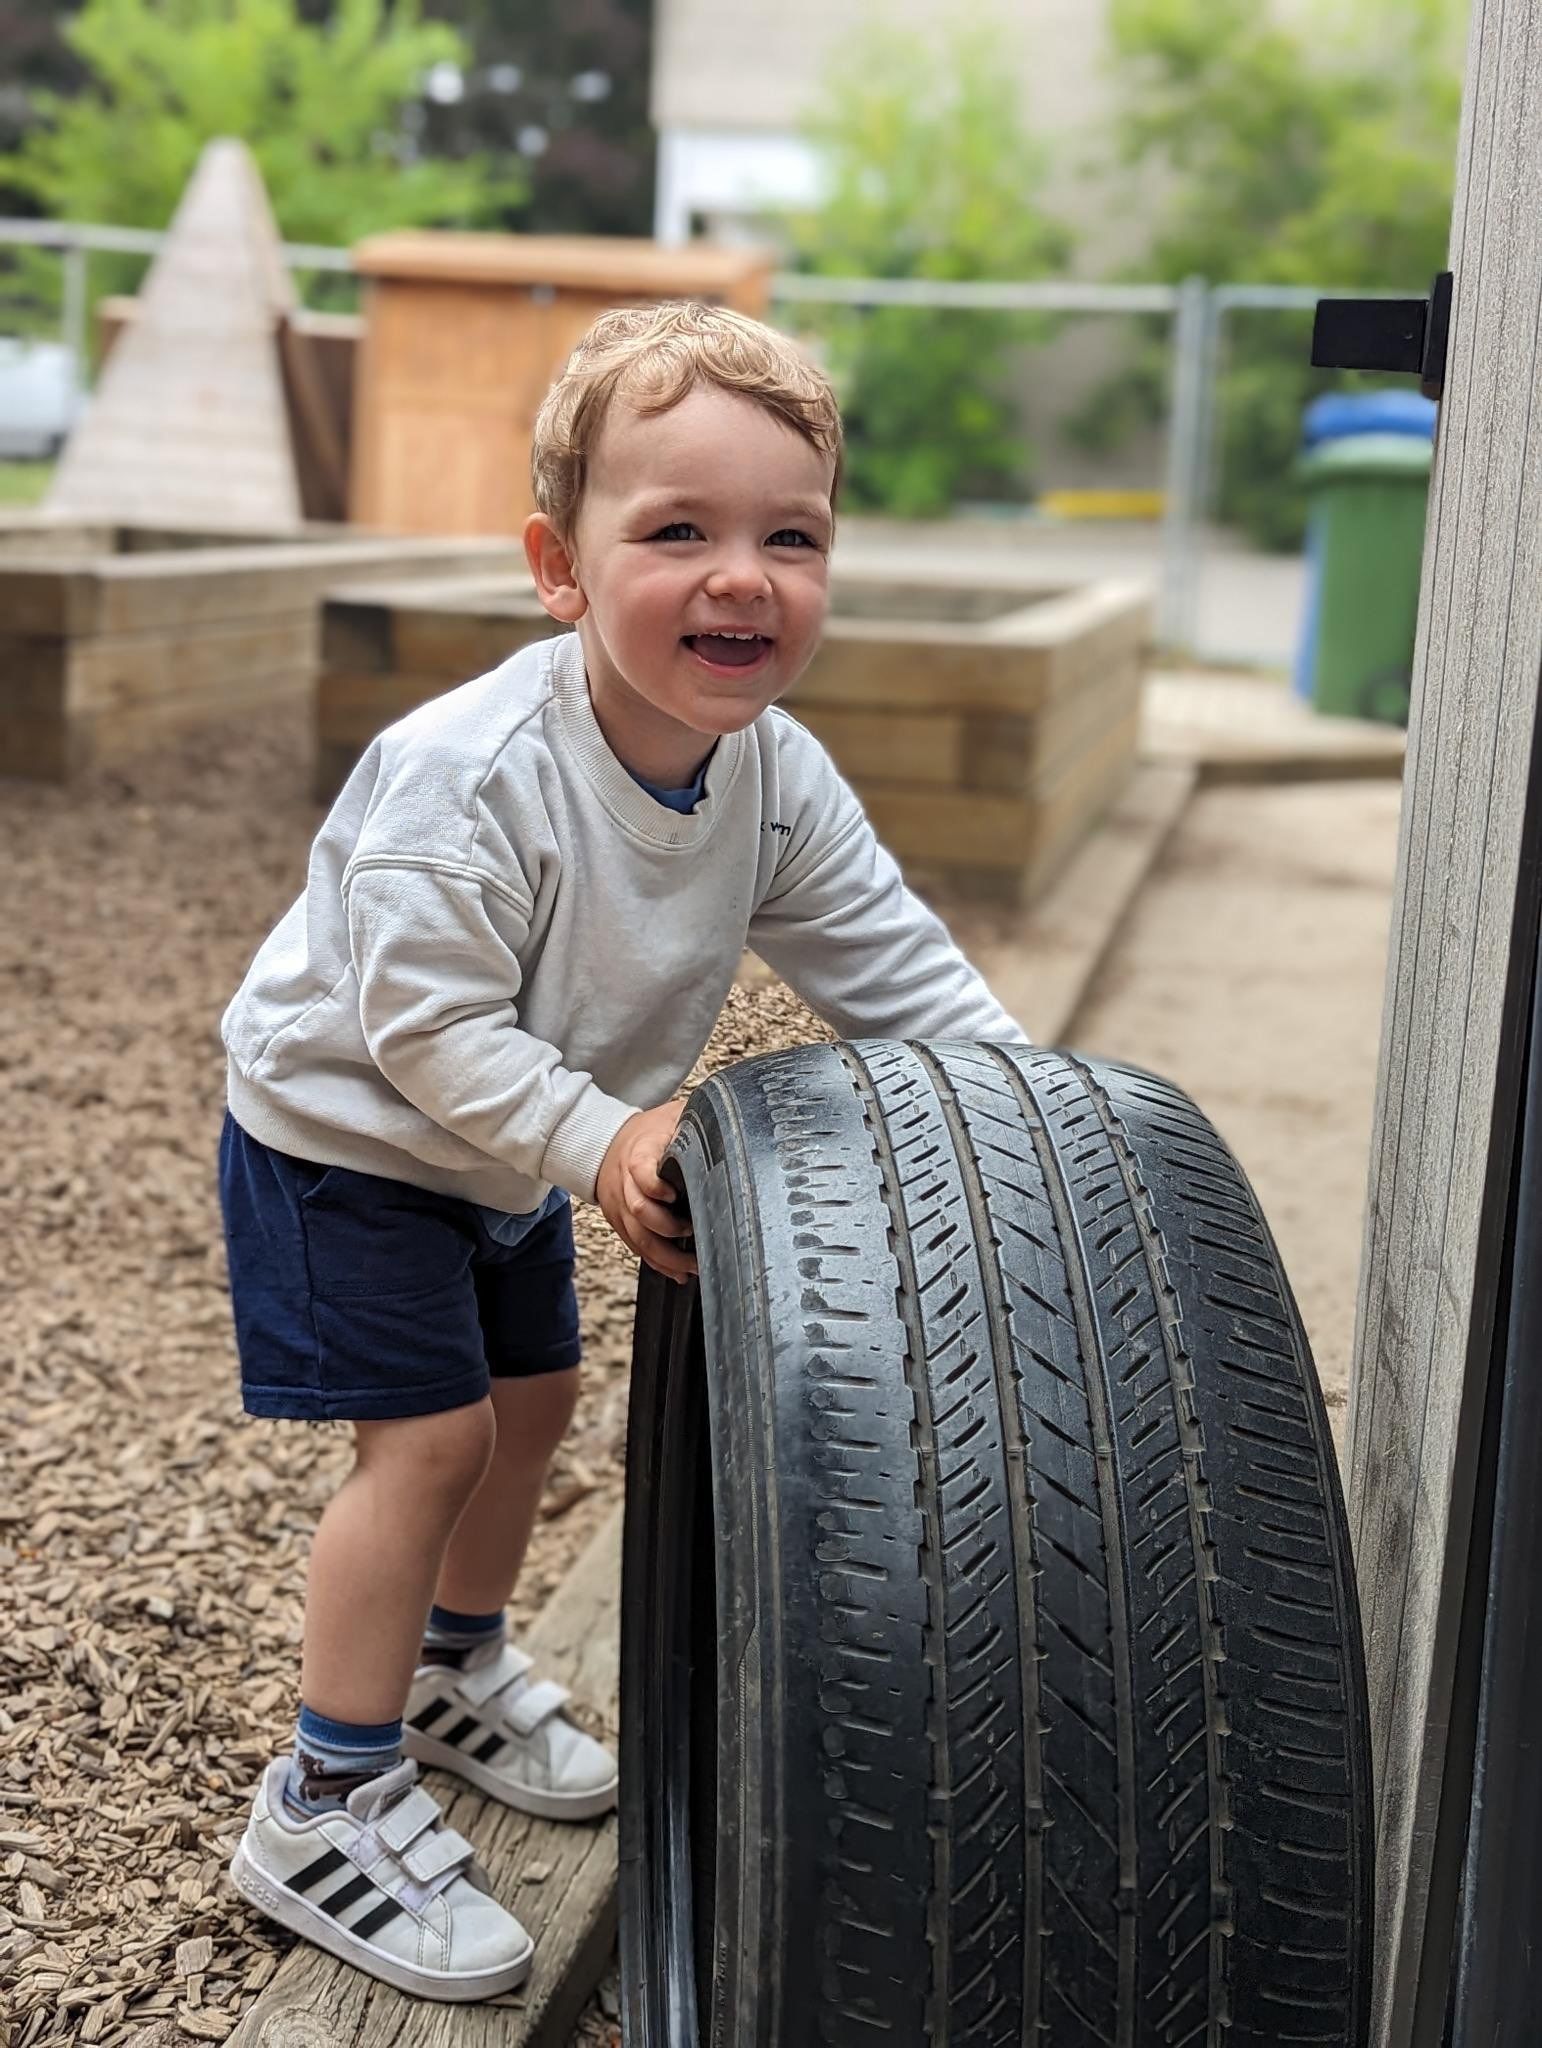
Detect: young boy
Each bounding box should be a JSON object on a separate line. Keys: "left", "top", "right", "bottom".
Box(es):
{"left": 219, "top": 300, "right": 1028, "bottom": 2001}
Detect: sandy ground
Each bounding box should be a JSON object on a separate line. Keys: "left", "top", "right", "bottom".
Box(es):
{"left": 1070, "top": 777, "right": 1405, "bottom": 1439}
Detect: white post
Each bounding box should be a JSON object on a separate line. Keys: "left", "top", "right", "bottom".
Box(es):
{"left": 1157, "top": 276, "right": 1210, "bottom": 654}
{"left": 62, "top": 238, "right": 88, "bottom": 397}
{"left": 652, "top": 131, "right": 692, "bottom": 246}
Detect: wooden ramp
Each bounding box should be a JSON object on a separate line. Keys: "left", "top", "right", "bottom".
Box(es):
{"left": 228, "top": 1507, "right": 623, "bottom": 2047}
{"left": 48, "top": 138, "right": 303, "bottom": 529}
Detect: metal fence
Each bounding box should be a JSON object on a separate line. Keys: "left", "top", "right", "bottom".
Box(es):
{"left": 0, "top": 217, "right": 1412, "bottom": 669}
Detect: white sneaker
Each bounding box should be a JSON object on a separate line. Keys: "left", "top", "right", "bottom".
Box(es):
{"left": 227, "top": 1755, "right": 533, "bottom": 2002}
{"left": 403, "top": 1639, "right": 618, "bottom": 1821}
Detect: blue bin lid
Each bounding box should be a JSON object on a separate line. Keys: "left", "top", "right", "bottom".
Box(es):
{"left": 1303, "top": 389, "right": 1437, "bottom": 447}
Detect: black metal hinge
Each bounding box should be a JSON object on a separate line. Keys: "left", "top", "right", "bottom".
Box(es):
{"left": 1311, "top": 270, "right": 1453, "bottom": 401}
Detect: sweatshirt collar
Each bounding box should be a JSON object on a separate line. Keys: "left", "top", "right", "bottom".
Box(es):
{"left": 549, "top": 631, "right": 743, "bottom": 847}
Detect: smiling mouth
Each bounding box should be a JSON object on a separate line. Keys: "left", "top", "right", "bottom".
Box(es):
{"left": 682, "top": 633, "right": 774, "bottom": 671}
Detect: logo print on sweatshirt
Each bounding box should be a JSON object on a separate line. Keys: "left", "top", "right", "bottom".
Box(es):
{"left": 763, "top": 821, "right": 793, "bottom": 838}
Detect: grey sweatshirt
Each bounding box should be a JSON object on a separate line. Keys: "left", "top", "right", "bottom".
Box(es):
{"left": 222, "top": 629, "right": 1028, "bottom": 1213}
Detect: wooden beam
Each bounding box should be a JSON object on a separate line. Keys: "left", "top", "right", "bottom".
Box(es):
{"left": 228, "top": 1504, "right": 623, "bottom": 2046}
{"left": 275, "top": 313, "right": 351, "bottom": 524}
{"left": 1346, "top": 1, "right": 1542, "bottom": 2040}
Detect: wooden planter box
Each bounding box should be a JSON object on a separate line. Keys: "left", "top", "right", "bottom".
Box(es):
{"left": 348, "top": 232, "right": 775, "bottom": 539}
{"left": 0, "top": 521, "right": 522, "bottom": 781}
{"left": 318, "top": 568, "right": 1153, "bottom": 903}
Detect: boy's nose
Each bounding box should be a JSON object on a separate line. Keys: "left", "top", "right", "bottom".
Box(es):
{"left": 704, "top": 553, "right": 772, "bottom": 601}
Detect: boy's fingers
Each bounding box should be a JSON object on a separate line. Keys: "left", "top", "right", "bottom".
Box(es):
{"left": 631, "top": 1213, "right": 696, "bottom": 1269}
{"left": 638, "top": 1230, "right": 698, "bottom": 1281}
{"left": 631, "top": 1160, "right": 678, "bottom": 1204}
{"left": 626, "top": 1190, "right": 692, "bottom": 1238}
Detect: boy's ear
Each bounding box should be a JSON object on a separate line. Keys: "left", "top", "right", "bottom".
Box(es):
{"left": 523, "top": 514, "right": 588, "bottom": 623}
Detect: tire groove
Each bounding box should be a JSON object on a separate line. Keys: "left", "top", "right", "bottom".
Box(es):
{"left": 834, "top": 1046, "right": 950, "bottom": 2044}
{"left": 913, "top": 1046, "right": 1046, "bottom": 2048}
{"left": 844, "top": 1044, "right": 1028, "bottom": 2046}
{"left": 1064, "top": 1057, "right": 1238, "bottom": 2040}
{"left": 983, "top": 1044, "right": 1140, "bottom": 2047}
{"left": 747, "top": 1050, "right": 932, "bottom": 2037}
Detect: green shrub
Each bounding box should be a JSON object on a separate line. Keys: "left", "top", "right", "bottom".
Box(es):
{"left": 785, "top": 16, "right": 1069, "bottom": 519}
{"left": 1094, "top": 0, "right": 1464, "bottom": 551}
{"left": 0, "top": 0, "right": 519, "bottom": 330}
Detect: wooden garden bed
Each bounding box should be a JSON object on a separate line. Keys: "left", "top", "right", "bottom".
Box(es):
{"left": 317, "top": 567, "right": 1153, "bottom": 903}
{"left": 0, "top": 522, "right": 521, "bottom": 781}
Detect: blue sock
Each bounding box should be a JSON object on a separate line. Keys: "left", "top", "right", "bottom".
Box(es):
{"left": 419, "top": 1602, "right": 506, "bottom": 1669}
{"left": 283, "top": 1704, "right": 403, "bottom": 1818}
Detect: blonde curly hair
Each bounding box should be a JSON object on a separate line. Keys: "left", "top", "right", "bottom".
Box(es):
{"left": 530, "top": 300, "right": 844, "bottom": 541}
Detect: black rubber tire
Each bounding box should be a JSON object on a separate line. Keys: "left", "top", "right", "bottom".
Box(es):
{"left": 619, "top": 1041, "right": 1373, "bottom": 2047}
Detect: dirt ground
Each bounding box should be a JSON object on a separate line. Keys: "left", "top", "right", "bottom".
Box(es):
{"left": 1071, "top": 777, "right": 1404, "bottom": 1438}
{"left": 0, "top": 711, "right": 1399, "bottom": 2047}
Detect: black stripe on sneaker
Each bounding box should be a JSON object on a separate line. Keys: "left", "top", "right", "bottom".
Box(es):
{"left": 470, "top": 1731, "right": 506, "bottom": 1763}
{"left": 442, "top": 1714, "right": 480, "bottom": 1748}
{"left": 351, "top": 1894, "right": 407, "bottom": 1941}
{"left": 408, "top": 1697, "right": 453, "bottom": 1733}
{"left": 291, "top": 1846, "right": 349, "bottom": 1894}
{"left": 320, "top": 1872, "right": 377, "bottom": 1917}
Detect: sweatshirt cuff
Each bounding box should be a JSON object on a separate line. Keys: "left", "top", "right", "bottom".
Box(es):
{"left": 540, "top": 1086, "right": 640, "bottom": 1205}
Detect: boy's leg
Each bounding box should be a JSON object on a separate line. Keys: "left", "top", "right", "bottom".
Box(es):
{"left": 431, "top": 1369, "right": 580, "bottom": 1615}
{"left": 231, "top": 1387, "right": 537, "bottom": 1996}
{"left": 300, "top": 1397, "right": 497, "bottom": 1725}
{"left": 400, "top": 1366, "right": 615, "bottom": 1818}
{"left": 395, "top": 1206, "right": 612, "bottom": 1817}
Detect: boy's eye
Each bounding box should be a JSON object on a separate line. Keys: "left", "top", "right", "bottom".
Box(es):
{"left": 647, "top": 522, "right": 823, "bottom": 549}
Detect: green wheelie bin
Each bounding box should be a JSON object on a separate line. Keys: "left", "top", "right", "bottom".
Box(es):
{"left": 1296, "top": 431, "right": 1433, "bottom": 726}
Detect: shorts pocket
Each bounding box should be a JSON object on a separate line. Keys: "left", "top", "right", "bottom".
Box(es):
{"left": 298, "top": 1167, "right": 475, "bottom": 1302}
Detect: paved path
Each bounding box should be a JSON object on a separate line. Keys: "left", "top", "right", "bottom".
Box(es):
{"left": 1068, "top": 778, "right": 1404, "bottom": 1444}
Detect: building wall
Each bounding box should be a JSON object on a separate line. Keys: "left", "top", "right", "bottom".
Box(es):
{"left": 650, "top": 0, "right": 1144, "bottom": 270}
{"left": 650, "top": 0, "right": 1175, "bottom": 498}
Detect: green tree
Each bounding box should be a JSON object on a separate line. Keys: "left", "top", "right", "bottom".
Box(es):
{"left": 786, "top": 16, "right": 1069, "bottom": 519}
{"left": 1092, "top": 0, "right": 1463, "bottom": 549}
{"left": 0, "top": 0, "right": 519, "bottom": 325}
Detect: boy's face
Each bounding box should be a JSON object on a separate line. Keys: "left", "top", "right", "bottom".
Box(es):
{"left": 526, "top": 385, "right": 835, "bottom": 771}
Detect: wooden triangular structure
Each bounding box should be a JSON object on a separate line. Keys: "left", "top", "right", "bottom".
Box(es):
{"left": 48, "top": 139, "right": 304, "bottom": 528}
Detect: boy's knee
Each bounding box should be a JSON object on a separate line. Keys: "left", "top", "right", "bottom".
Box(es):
{"left": 355, "top": 1398, "right": 497, "bottom": 1501}
{"left": 535, "top": 1368, "right": 581, "bottom": 1442}
{"left": 492, "top": 1367, "right": 581, "bottom": 1463}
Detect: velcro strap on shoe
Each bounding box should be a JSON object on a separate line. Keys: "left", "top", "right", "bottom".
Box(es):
{"left": 401, "top": 1825, "right": 475, "bottom": 1884}
{"left": 458, "top": 1646, "right": 533, "bottom": 1710}
{"left": 376, "top": 1785, "right": 442, "bottom": 1853}
{"left": 503, "top": 1678, "right": 571, "bottom": 1737}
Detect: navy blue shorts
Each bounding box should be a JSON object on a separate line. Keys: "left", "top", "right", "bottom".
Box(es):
{"left": 218, "top": 1112, "right": 582, "bottom": 1423}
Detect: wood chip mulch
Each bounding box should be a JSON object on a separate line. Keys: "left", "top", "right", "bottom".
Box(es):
{"left": 0, "top": 708, "right": 828, "bottom": 2048}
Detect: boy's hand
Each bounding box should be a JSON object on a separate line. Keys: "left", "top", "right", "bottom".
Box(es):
{"left": 596, "top": 1100, "right": 697, "bottom": 1284}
